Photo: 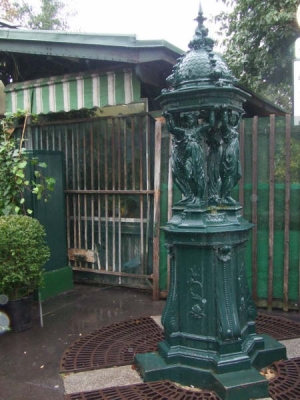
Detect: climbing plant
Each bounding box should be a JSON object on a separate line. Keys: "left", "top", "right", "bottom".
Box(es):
{"left": 0, "top": 111, "right": 55, "bottom": 215}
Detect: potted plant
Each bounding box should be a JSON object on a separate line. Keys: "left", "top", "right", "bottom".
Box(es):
{"left": 0, "top": 111, "right": 54, "bottom": 331}
{"left": 0, "top": 215, "right": 50, "bottom": 332}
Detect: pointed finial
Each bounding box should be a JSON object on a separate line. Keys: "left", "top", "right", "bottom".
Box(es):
{"left": 195, "top": 2, "right": 206, "bottom": 25}
{"left": 188, "top": 2, "right": 212, "bottom": 50}
{"left": 198, "top": 1, "right": 203, "bottom": 13}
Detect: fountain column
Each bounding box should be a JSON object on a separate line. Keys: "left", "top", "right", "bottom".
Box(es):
{"left": 135, "top": 5, "right": 286, "bottom": 400}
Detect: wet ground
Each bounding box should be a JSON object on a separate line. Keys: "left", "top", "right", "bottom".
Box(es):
{"left": 0, "top": 284, "right": 165, "bottom": 400}
{"left": 2, "top": 284, "right": 300, "bottom": 400}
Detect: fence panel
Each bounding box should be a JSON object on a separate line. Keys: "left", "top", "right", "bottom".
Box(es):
{"left": 240, "top": 115, "right": 300, "bottom": 311}
{"left": 162, "top": 114, "right": 300, "bottom": 310}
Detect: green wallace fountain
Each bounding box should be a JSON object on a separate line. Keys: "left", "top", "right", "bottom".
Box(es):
{"left": 135, "top": 4, "right": 286, "bottom": 400}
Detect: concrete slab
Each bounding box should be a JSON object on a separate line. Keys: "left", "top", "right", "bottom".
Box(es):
{"left": 63, "top": 365, "right": 142, "bottom": 394}
{"left": 280, "top": 338, "right": 300, "bottom": 359}
{"left": 151, "top": 315, "right": 163, "bottom": 329}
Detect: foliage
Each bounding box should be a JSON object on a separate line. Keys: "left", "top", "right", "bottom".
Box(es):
{"left": 216, "top": 0, "right": 300, "bottom": 111}
{"left": 0, "top": 0, "right": 17, "bottom": 22}
{"left": 39, "top": 108, "right": 96, "bottom": 123}
{"left": 0, "top": 110, "right": 56, "bottom": 216}
{"left": 0, "top": 0, "right": 75, "bottom": 30}
{"left": 275, "top": 137, "right": 300, "bottom": 182}
{"left": 0, "top": 215, "right": 50, "bottom": 300}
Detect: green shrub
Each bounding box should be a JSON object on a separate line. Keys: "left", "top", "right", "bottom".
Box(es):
{"left": 0, "top": 215, "right": 50, "bottom": 300}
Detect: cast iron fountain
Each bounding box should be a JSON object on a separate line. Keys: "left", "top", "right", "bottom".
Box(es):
{"left": 135, "top": 4, "right": 286, "bottom": 400}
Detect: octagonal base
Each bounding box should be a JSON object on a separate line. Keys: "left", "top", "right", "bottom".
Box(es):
{"left": 136, "top": 333, "right": 285, "bottom": 400}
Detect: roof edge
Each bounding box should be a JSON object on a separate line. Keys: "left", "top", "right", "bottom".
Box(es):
{"left": 0, "top": 28, "right": 183, "bottom": 54}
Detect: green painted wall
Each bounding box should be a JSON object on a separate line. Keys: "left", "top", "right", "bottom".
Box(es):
{"left": 25, "top": 150, "right": 73, "bottom": 298}
{"left": 38, "top": 266, "right": 73, "bottom": 301}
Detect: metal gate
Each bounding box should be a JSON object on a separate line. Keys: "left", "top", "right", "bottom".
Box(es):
{"left": 28, "top": 114, "right": 161, "bottom": 299}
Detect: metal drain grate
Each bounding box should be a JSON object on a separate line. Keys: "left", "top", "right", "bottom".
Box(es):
{"left": 64, "top": 380, "right": 221, "bottom": 400}
{"left": 60, "top": 317, "right": 163, "bottom": 373}
{"left": 256, "top": 313, "right": 300, "bottom": 340}
{"left": 269, "top": 357, "right": 300, "bottom": 400}
{"left": 61, "top": 314, "right": 300, "bottom": 373}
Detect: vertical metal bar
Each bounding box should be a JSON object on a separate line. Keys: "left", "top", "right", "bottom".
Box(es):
{"left": 131, "top": 116, "right": 136, "bottom": 190}
{"left": 112, "top": 118, "right": 116, "bottom": 271}
{"left": 139, "top": 116, "right": 144, "bottom": 270}
{"left": 239, "top": 119, "right": 245, "bottom": 211}
{"left": 51, "top": 126, "right": 55, "bottom": 150}
{"left": 97, "top": 120, "right": 102, "bottom": 268}
{"left": 268, "top": 115, "right": 275, "bottom": 310}
{"left": 118, "top": 193, "right": 121, "bottom": 276}
{"left": 46, "top": 127, "right": 49, "bottom": 150}
{"left": 76, "top": 125, "right": 81, "bottom": 254}
{"left": 252, "top": 116, "right": 258, "bottom": 304}
{"left": 124, "top": 119, "right": 127, "bottom": 190}
{"left": 39, "top": 128, "right": 42, "bottom": 149}
{"left": 32, "top": 125, "right": 37, "bottom": 149}
{"left": 117, "top": 118, "right": 121, "bottom": 192}
{"left": 65, "top": 127, "right": 71, "bottom": 251}
{"left": 283, "top": 114, "right": 291, "bottom": 311}
{"left": 104, "top": 119, "right": 109, "bottom": 271}
{"left": 117, "top": 119, "right": 122, "bottom": 279}
{"left": 152, "top": 120, "right": 162, "bottom": 300}
{"left": 122, "top": 117, "right": 127, "bottom": 277}
{"left": 58, "top": 125, "right": 62, "bottom": 151}
{"left": 111, "top": 118, "right": 116, "bottom": 190}
{"left": 145, "top": 115, "right": 151, "bottom": 277}
{"left": 72, "top": 126, "right": 77, "bottom": 253}
{"left": 83, "top": 124, "right": 88, "bottom": 260}
{"left": 89, "top": 124, "right": 95, "bottom": 268}
{"left": 139, "top": 116, "right": 144, "bottom": 190}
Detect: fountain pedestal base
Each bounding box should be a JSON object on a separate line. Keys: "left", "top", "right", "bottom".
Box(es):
{"left": 136, "top": 208, "right": 286, "bottom": 400}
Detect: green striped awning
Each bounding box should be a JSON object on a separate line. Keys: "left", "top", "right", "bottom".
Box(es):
{"left": 4, "top": 69, "right": 141, "bottom": 115}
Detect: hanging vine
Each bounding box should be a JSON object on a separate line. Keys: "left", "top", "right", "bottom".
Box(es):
{"left": 0, "top": 110, "right": 56, "bottom": 215}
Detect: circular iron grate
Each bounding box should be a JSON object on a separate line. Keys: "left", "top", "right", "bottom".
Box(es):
{"left": 60, "top": 317, "right": 163, "bottom": 373}
{"left": 269, "top": 357, "right": 300, "bottom": 400}
{"left": 64, "top": 380, "right": 222, "bottom": 400}
{"left": 61, "top": 315, "right": 300, "bottom": 400}
{"left": 60, "top": 313, "right": 300, "bottom": 374}
{"left": 256, "top": 313, "right": 300, "bottom": 340}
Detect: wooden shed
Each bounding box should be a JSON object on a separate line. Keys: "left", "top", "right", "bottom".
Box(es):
{"left": 0, "top": 26, "right": 288, "bottom": 302}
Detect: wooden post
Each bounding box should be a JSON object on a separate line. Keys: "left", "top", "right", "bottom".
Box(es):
{"left": 152, "top": 121, "right": 162, "bottom": 300}
{"left": 268, "top": 115, "right": 275, "bottom": 310}
{"left": 252, "top": 116, "right": 258, "bottom": 303}
{"left": 283, "top": 114, "right": 291, "bottom": 311}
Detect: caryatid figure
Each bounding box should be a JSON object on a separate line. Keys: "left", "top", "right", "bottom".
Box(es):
{"left": 219, "top": 109, "right": 242, "bottom": 205}
{"left": 164, "top": 110, "right": 215, "bottom": 206}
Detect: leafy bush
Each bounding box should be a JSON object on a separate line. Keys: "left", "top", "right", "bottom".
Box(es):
{"left": 0, "top": 215, "right": 50, "bottom": 300}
